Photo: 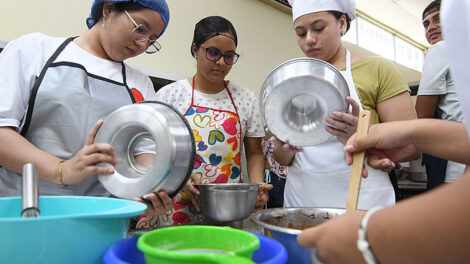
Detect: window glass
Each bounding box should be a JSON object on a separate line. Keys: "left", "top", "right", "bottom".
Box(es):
{"left": 395, "top": 37, "right": 424, "bottom": 72}
{"left": 357, "top": 17, "right": 395, "bottom": 61}
{"left": 342, "top": 18, "right": 357, "bottom": 45}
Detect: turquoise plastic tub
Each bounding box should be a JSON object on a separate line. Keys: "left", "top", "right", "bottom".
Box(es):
{"left": 0, "top": 196, "right": 146, "bottom": 264}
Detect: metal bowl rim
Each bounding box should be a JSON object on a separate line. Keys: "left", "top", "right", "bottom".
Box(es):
{"left": 260, "top": 57, "right": 349, "bottom": 97}
{"left": 194, "top": 183, "right": 260, "bottom": 191}
{"left": 193, "top": 183, "right": 260, "bottom": 186}
{"left": 250, "top": 207, "right": 346, "bottom": 235}
{"left": 96, "top": 101, "right": 195, "bottom": 199}
{"left": 263, "top": 57, "right": 342, "bottom": 82}
{"left": 140, "top": 101, "right": 196, "bottom": 198}
{"left": 259, "top": 57, "right": 350, "bottom": 147}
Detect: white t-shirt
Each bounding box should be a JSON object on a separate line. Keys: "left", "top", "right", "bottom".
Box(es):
{"left": 0, "top": 32, "right": 157, "bottom": 129}
{"left": 417, "top": 41, "right": 464, "bottom": 123}
{"left": 442, "top": 0, "right": 470, "bottom": 134}
{"left": 441, "top": 1, "right": 470, "bottom": 182}
{"left": 155, "top": 79, "right": 265, "bottom": 140}
{"left": 417, "top": 40, "right": 466, "bottom": 182}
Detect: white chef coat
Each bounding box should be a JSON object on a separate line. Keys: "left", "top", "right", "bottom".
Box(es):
{"left": 284, "top": 50, "right": 396, "bottom": 210}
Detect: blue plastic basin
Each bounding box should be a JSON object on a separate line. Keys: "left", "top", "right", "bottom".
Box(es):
{"left": 0, "top": 196, "right": 146, "bottom": 264}
{"left": 104, "top": 232, "right": 287, "bottom": 264}
{"left": 252, "top": 233, "right": 288, "bottom": 264}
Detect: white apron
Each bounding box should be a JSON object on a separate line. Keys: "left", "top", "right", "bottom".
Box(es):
{"left": 284, "top": 50, "right": 395, "bottom": 210}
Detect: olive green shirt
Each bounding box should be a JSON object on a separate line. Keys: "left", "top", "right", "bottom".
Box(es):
{"left": 349, "top": 56, "right": 410, "bottom": 124}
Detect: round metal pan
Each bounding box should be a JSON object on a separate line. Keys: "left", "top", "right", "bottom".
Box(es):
{"left": 95, "top": 101, "right": 195, "bottom": 199}
{"left": 260, "top": 57, "right": 350, "bottom": 147}
{"left": 251, "top": 207, "right": 346, "bottom": 263}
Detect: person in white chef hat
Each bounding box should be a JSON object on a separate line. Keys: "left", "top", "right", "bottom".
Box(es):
{"left": 274, "top": 0, "right": 417, "bottom": 210}
{"left": 296, "top": 1, "right": 470, "bottom": 263}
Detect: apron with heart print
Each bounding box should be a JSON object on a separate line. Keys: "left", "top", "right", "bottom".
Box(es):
{"left": 136, "top": 76, "right": 242, "bottom": 227}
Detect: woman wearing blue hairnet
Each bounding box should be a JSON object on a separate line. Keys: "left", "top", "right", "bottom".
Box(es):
{"left": 0, "top": 0, "right": 177, "bottom": 216}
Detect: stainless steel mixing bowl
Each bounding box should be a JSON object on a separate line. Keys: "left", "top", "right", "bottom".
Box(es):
{"left": 194, "top": 183, "right": 259, "bottom": 222}
{"left": 95, "top": 101, "right": 195, "bottom": 199}
{"left": 260, "top": 57, "right": 350, "bottom": 147}
{"left": 251, "top": 207, "right": 346, "bottom": 264}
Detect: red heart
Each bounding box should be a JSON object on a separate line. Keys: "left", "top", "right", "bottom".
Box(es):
{"left": 221, "top": 117, "right": 238, "bottom": 135}
{"left": 227, "top": 136, "right": 238, "bottom": 152}
{"left": 174, "top": 201, "right": 187, "bottom": 211}
{"left": 212, "top": 174, "right": 228, "bottom": 183}
{"left": 130, "top": 88, "right": 144, "bottom": 102}
{"left": 172, "top": 212, "right": 191, "bottom": 225}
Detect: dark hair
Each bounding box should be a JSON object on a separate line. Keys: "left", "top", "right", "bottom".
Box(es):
{"left": 191, "top": 16, "right": 238, "bottom": 57}
{"left": 422, "top": 0, "right": 440, "bottom": 20}
{"left": 329, "top": 11, "right": 351, "bottom": 33}
{"left": 95, "top": 2, "right": 146, "bottom": 23}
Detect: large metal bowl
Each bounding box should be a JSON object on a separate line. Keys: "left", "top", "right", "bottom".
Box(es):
{"left": 194, "top": 183, "right": 259, "bottom": 222}
{"left": 260, "top": 58, "right": 350, "bottom": 147}
{"left": 95, "top": 101, "right": 195, "bottom": 199}
{"left": 251, "top": 207, "right": 346, "bottom": 264}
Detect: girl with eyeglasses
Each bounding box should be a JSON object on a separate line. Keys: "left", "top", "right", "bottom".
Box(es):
{"left": 0, "top": 0, "right": 179, "bottom": 217}
{"left": 136, "top": 16, "right": 273, "bottom": 227}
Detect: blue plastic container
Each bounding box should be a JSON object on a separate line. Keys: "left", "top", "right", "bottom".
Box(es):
{"left": 0, "top": 196, "right": 146, "bottom": 264}
{"left": 104, "top": 236, "right": 145, "bottom": 264}
{"left": 104, "top": 232, "right": 287, "bottom": 264}
{"left": 252, "top": 233, "right": 288, "bottom": 264}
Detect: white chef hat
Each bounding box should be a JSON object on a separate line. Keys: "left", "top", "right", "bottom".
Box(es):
{"left": 287, "top": 0, "right": 356, "bottom": 23}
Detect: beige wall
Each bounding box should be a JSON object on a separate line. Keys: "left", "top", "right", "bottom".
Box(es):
{"left": 0, "top": 0, "right": 420, "bottom": 94}
{"left": 0, "top": 0, "right": 304, "bottom": 94}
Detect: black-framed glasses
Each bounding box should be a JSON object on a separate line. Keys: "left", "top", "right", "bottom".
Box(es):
{"left": 125, "top": 10, "right": 161, "bottom": 54}
{"left": 201, "top": 45, "right": 240, "bottom": 65}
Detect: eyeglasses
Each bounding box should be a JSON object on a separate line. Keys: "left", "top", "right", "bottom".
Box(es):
{"left": 124, "top": 10, "right": 161, "bottom": 54}
{"left": 201, "top": 46, "right": 240, "bottom": 65}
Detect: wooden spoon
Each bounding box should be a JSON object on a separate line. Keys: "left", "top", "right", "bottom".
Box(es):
{"left": 346, "top": 110, "right": 371, "bottom": 212}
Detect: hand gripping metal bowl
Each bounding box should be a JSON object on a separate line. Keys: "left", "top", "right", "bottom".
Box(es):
{"left": 260, "top": 57, "right": 350, "bottom": 147}
{"left": 95, "top": 101, "right": 195, "bottom": 199}
{"left": 194, "top": 183, "right": 259, "bottom": 222}
{"left": 251, "top": 207, "right": 346, "bottom": 264}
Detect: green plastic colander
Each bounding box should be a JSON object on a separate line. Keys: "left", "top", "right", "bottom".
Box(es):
{"left": 137, "top": 225, "right": 260, "bottom": 264}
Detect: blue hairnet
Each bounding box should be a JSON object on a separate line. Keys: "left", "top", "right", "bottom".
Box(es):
{"left": 86, "top": 0, "right": 169, "bottom": 38}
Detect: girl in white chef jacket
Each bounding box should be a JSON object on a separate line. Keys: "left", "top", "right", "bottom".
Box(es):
{"left": 0, "top": 0, "right": 177, "bottom": 216}
{"left": 274, "top": 0, "right": 417, "bottom": 209}
{"left": 298, "top": 2, "right": 470, "bottom": 261}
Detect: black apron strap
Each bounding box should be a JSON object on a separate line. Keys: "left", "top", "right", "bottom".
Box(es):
{"left": 20, "top": 37, "right": 76, "bottom": 136}
{"left": 121, "top": 61, "right": 136, "bottom": 103}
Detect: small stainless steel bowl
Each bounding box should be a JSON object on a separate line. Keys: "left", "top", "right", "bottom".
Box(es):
{"left": 251, "top": 207, "right": 346, "bottom": 264}
{"left": 194, "top": 183, "right": 259, "bottom": 222}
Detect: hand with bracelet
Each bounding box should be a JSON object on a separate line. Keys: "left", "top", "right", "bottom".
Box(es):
{"left": 297, "top": 210, "right": 372, "bottom": 263}
{"left": 58, "top": 120, "right": 117, "bottom": 185}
